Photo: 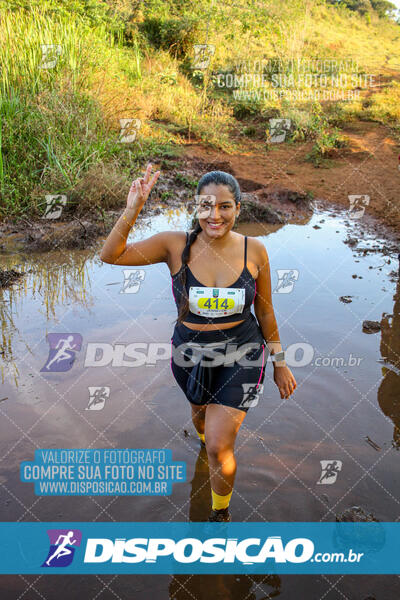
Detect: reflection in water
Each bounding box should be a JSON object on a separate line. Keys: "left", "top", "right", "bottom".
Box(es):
{"left": 170, "top": 445, "right": 282, "bottom": 599}
{"left": 0, "top": 250, "right": 94, "bottom": 385}
{"left": 0, "top": 209, "right": 206, "bottom": 386}
{"left": 0, "top": 207, "right": 400, "bottom": 598}
{"left": 188, "top": 446, "right": 211, "bottom": 522}
{"left": 378, "top": 283, "right": 400, "bottom": 448}
{"left": 169, "top": 573, "right": 280, "bottom": 600}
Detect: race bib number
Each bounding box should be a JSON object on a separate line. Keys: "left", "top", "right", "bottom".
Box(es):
{"left": 189, "top": 286, "right": 245, "bottom": 318}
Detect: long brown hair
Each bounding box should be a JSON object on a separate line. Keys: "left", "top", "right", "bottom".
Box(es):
{"left": 174, "top": 170, "right": 241, "bottom": 324}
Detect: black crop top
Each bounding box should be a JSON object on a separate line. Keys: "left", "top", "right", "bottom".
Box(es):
{"left": 171, "top": 233, "right": 257, "bottom": 324}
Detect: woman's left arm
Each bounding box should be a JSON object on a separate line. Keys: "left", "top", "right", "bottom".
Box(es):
{"left": 252, "top": 238, "right": 297, "bottom": 400}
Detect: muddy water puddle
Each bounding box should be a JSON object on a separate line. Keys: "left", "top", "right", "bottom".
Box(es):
{"left": 0, "top": 206, "right": 399, "bottom": 599}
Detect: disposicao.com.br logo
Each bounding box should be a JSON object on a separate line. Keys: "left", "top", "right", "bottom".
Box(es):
{"left": 42, "top": 529, "right": 82, "bottom": 567}
{"left": 82, "top": 535, "right": 363, "bottom": 566}
{"left": 0, "top": 521, "right": 391, "bottom": 574}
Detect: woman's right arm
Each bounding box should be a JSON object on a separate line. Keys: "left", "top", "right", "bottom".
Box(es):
{"left": 99, "top": 162, "right": 171, "bottom": 267}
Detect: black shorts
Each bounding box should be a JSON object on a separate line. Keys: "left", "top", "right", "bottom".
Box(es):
{"left": 170, "top": 314, "right": 267, "bottom": 413}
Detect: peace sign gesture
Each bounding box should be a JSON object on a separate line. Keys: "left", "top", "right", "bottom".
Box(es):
{"left": 127, "top": 162, "right": 161, "bottom": 211}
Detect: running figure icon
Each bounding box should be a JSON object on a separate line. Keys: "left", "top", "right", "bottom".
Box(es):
{"left": 40, "top": 333, "right": 83, "bottom": 373}
{"left": 45, "top": 531, "right": 77, "bottom": 566}
{"left": 44, "top": 335, "right": 77, "bottom": 370}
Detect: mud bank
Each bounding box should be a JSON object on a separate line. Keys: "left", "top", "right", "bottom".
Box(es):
{"left": 0, "top": 149, "right": 398, "bottom": 258}
{"left": 0, "top": 156, "right": 315, "bottom": 255}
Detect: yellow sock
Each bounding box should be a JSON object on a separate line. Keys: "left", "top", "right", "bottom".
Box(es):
{"left": 195, "top": 429, "right": 205, "bottom": 444}
{"left": 211, "top": 489, "right": 232, "bottom": 510}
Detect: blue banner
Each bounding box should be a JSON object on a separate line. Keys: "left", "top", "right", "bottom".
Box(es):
{"left": 20, "top": 449, "right": 186, "bottom": 496}
{"left": 0, "top": 521, "right": 397, "bottom": 574}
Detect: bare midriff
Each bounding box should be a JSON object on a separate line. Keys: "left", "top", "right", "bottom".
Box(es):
{"left": 181, "top": 319, "right": 245, "bottom": 331}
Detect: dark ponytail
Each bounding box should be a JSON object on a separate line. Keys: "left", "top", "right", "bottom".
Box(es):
{"left": 174, "top": 170, "right": 241, "bottom": 324}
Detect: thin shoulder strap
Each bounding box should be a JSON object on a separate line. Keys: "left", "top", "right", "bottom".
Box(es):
{"left": 244, "top": 236, "right": 247, "bottom": 269}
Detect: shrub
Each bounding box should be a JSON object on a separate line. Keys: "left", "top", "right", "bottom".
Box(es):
{"left": 139, "top": 16, "right": 200, "bottom": 58}
{"left": 306, "top": 129, "right": 349, "bottom": 166}
{"left": 231, "top": 95, "right": 265, "bottom": 119}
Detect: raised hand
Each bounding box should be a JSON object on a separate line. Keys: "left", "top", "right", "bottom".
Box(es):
{"left": 127, "top": 162, "right": 161, "bottom": 211}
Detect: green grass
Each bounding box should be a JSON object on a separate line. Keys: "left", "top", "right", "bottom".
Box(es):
{"left": 1, "top": 0, "right": 400, "bottom": 218}
{"left": 173, "top": 173, "right": 198, "bottom": 188}
{"left": 306, "top": 129, "right": 349, "bottom": 166}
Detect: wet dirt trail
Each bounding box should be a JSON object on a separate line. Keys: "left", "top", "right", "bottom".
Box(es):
{"left": 0, "top": 201, "right": 399, "bottom": 598}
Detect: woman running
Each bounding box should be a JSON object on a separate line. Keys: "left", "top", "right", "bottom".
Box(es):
{"left": 99, "top": 163, "right": 297, "bottom": 522}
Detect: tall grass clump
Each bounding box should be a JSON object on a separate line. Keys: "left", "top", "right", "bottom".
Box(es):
{"left": 0, "top": 7, "right": 129, "bottom": 217}
{"left": 0, "top": 3, "right": 237, "bottom": 218}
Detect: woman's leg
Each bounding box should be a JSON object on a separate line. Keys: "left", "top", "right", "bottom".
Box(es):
{"left": 191, "top": 403, "right": 207, "bottom": 433}
{"left": 204, "top": 404, "right": 246, "bottom": 496}
{"left": 191, "top": 404, "right": 207, "bottom": 443}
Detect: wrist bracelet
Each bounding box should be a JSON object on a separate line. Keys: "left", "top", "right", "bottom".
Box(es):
{"left": 271, "top": 350, "right": 285, "bottom": 362}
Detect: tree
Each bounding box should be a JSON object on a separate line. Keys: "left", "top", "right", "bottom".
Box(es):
{"left": 327, "top": 0, "right": 397, "bottom": 18}
{"left": 370, "top": 0, "right": 397, "bottom": 19}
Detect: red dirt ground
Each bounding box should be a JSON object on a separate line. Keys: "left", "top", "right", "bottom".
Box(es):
{"left": 183, "top": 119, "right": 400, "bottom": 240}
